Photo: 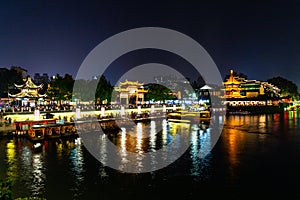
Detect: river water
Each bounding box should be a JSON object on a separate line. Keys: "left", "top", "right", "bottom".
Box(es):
{"left": 1, "top": 110, "right": 300, "bottom": 199}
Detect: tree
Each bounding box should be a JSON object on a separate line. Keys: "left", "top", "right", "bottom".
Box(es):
{"left": 47, "top": 74, "right": 74, "bottom": 102}
{"left": 145, "top": 84, "right": 175, "bottom": 102}
{"left": 191, "top": 75, "right": 205, "bottom": 90}
{"left": 0, "top": 67, "right": 23, "bottom": 96}
{"left": 72, "top": 75, "right": 113, "bottom": 103}
{"left": 267, "top": 76, "right": 300, "bottom": 100}
{"left": 95, "top": 75, "right": 113, "bottom": 104}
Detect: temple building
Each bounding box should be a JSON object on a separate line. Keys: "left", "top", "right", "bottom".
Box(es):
{"left": 223, "top": 69, "right": 246, "bottom": 98}
{"left": 222, "top": 69, "right": 280, "bottom": 99}
{"left": 8, "top": 76, "right": 46, "bottom": 106}
{"left": 221, "top": 69, "right": 282, "bottom": 108}
{"left": 114, "top": 80, "right": 148, "bottom": 105}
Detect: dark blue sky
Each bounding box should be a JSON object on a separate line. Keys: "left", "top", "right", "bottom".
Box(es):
{"left": 1, "top": 0, "right": 300, "bottom": 87}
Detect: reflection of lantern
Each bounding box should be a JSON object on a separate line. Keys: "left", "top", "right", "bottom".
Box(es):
{"left": 137, "top": 105, "right": 141, "bottom": 114}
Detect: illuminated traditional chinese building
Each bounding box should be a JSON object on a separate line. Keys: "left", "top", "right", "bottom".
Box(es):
{"left": 222, "top": 69, "right": 280, "bottom": 99}
{"left": 221, "top": 69, "right": 283, "bottom": 109}
{"left": 223, "top": 69, "right": 245, "bottom": 98}
{"left": 8, "top": 76, "right": 46, "bottom": 106}
{"left": 114, "top": 80, "right": 148, "bottom": 105}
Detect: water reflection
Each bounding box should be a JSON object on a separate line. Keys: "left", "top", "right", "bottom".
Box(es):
{"left": 150, "top": 120, "right": 157, "bottom": 150}
{"left": 31, "top": 153, "right": 45, "bottom": 196}
{"left": 190, "top": 124, "right": 213, "bottom": 178}
{"left": 226, "top": 128, "right": 243, "bottom": 173}
{"left": 136, "top": 122, "right": 143, "bottom": 152}
{"left": 224, "top": 114, "right": 274, "bottom": 134}
{"left": 162, "top": 119, "right": 168, "bottom": 145}
{"left": 3, "top": 111, "right": 300, "bottom": 199}
{"left": 135, "top": 123, "right": 145, "bottom": 171}
{"left": 190, "top": 126, "right": 199, "bottom": 176}
{"left": 69, "top": 138, "right": 85, "bottom": 198}
{"left": 98, "top": 132, "right": 108, "bottom": 169}
{"left": 120, "top": 128, "right": 128, "bottom": 159}
{"left": 6, "top": 140, "right": 17, "bottom": 181}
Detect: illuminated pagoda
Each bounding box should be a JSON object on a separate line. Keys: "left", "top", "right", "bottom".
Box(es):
{"left": 222, "top": 69, "right": 282, "bottom": 108}
{"left": 222, "top": 69, "right": 280, "bottom": 99}
{"left": 223, "top": 69, "right": 245, "bottom": 98}
{"left": 8, "top": 76, "right": 46, "bottom": 106}
{"left": 114, "top": 80, "right": 148, "bottom": 105}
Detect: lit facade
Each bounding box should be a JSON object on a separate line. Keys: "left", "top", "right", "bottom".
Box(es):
{"left": 114, "top": 80, "right": 148, "bottom": 105}
{"left": 222, "top": 69, "right": 280, "bottom": 99}
{"left": 223, "top": 70, "right": 245, "bottom": 98}
{"left": 8, "top": 76, "right": 46, "bottom": 99}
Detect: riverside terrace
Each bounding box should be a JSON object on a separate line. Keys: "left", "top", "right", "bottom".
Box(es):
{"left": 0, "top": 102, "right": 180, "bottom": 113}
{"left": 0, "top": 104, "right": 184, "bottom": 130}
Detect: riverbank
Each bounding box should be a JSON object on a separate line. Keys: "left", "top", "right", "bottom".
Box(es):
{"left": 1, "top": 106, "right": 181, "bottom": 123}
{"left": 226, "top": 105, "right": 284, "bottom": 114}
{"left": 0, "top": 116, "right": 15, "bottom": 137}
{"left": 0, "top": 125, "right": 15, "bottom": 137}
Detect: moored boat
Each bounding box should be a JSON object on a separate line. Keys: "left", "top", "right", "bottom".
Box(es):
{"left": 27, "top": 124, "right": 45, "bottom": 141}
{"left": 44, "top": 124, "right": 61, "bottom": 139}
{"left": 13, "top": 119, "right": 78, "bottom": 140}
{"left": 13, "top": 119, "right": 57, "bottom": 137}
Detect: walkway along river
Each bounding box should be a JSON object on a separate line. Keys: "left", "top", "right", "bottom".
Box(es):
{"left": 1, "top": 110, "right": 300, "bottom": 199}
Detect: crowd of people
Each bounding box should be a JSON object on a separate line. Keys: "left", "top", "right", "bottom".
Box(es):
{"left": 0, "top": 102, "right": 176, "bottom": 113}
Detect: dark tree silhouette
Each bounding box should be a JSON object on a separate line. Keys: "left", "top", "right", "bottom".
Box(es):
{"left": 145, "top": 84, "right": 175, "bottom": 102}
{"left": 267, "top": 76, "right": 300, "bottom": 100}
{"left": 47, "top": 74, "right": 74, "bottom": 101}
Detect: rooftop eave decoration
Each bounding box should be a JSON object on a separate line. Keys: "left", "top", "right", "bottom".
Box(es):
{"left": 119, "top": 79, "right": 144, "bottom": 86}
{"left": 8, "top": 76, "right": 46, "bottom": 98}
{"left": 223, "top": 69, "right": 241, "bottom": 85}
{"left": 200, "top": 85, "right": 213, "bottom": 90}
{"left": 8, "top": 92, "right": 47, "bottom": 98}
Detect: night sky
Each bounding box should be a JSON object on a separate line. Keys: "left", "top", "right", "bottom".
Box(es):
{"left": 1, "top": 1, "right": 300, "bottom": 87}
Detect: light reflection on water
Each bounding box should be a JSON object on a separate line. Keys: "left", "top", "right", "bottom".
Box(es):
{"left": 6, "top": 141, "right": 17, "bottom": 181}
{"left": 68, "top": 138, "right": 85, "bottom": 198}
{"left": 31, "top": 153, "right": 45, "bottom": 196}
{"left": 2, "top": 111, "right": 300, "bottom": 199}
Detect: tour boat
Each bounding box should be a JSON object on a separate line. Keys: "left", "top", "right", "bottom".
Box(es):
{"left": 27, "top": 124, "right": 46, "bottom": 141}
{"left": 44, "top": 124, "right": 62, "bottom": 139}
{"left": 13, "top": 119, "right": 78, "bottom": 140}
{"left": 13, "top": 119, "right": 57, "bottom": 137}
{"left": 43, "top": 123, "right": 78, "bottom": 139}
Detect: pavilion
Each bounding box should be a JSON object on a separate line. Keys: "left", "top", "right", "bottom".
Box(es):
{"left": 8, "top": 76, "right": 46, "bottom": 107}
{"left": 114, "top": 80, "right": 148, "bottom": 105}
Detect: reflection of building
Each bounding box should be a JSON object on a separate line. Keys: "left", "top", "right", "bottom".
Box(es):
{"left": 8, "top": 76, "right": 46, "bottom": 106}
{"left": 114, "top": 80, "right": 148, "bottom": 105}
